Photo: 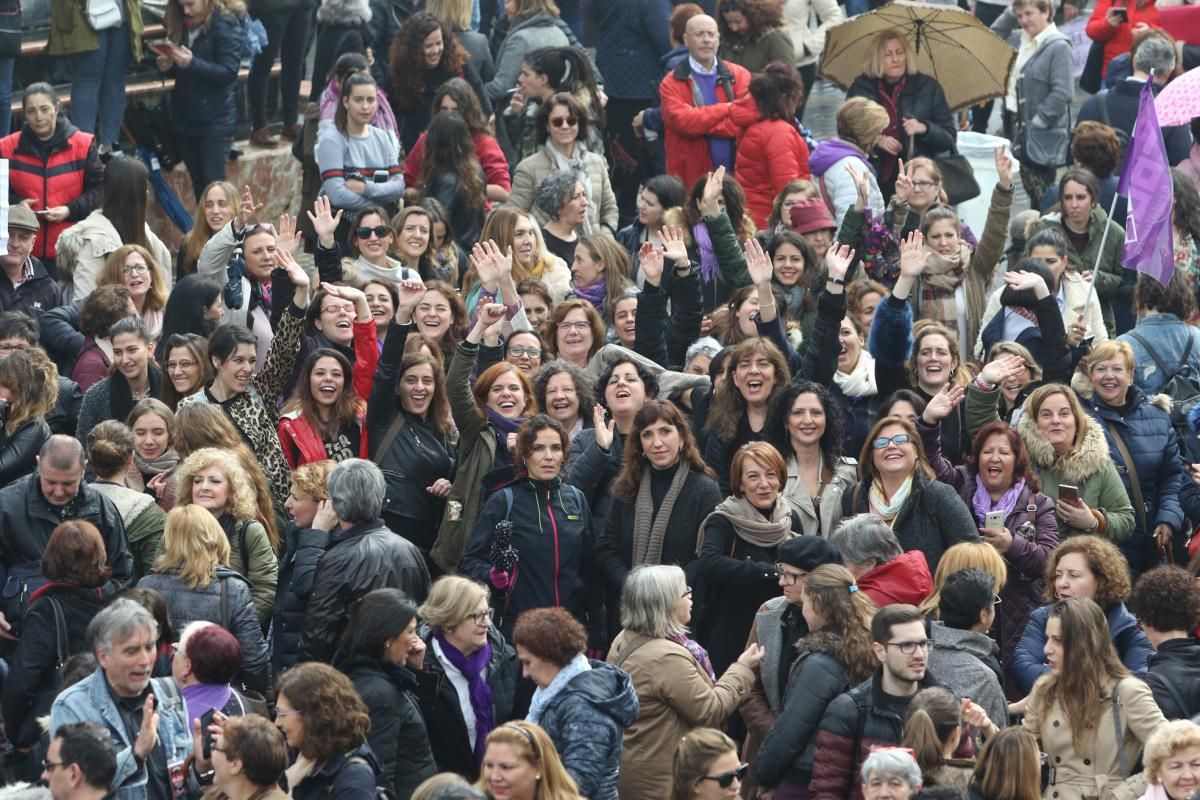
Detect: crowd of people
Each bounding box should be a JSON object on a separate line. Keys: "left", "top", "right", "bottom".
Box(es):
{"left": 2, "top": 0, "right": 1200, "bottom": 798}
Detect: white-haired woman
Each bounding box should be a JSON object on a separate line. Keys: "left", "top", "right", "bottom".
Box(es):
{"left": 860, "top": 747, "right": 923, "bottom": 800}
{"left": 607, "top": 564, "right": 764, "bottom": 799}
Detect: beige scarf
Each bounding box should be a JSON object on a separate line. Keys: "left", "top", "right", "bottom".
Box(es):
{"left": 919, "top": 246, "right": 970, "bottom": 329}
{"left": 696, "top": 495, "right": 795, "bottom": 555}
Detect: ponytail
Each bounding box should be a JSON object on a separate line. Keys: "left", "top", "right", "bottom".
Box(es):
{"left": 902, "top": 687, "right": 962, "bottom": 783}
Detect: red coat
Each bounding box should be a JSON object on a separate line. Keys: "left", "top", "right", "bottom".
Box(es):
{"left": 1086, "top": 0, "right": 1163, "bottom": 76}
{"left": 730, "top": 96, "right": 811, "bottom": 229}
{"left": 857, "top": 550, "right": 933, "bottom": 608}
{"left": 403, "top": 131, "right": 512, "bottom": 193}
{"left": 659, "top": 57, "right": 751, "bottom": 191}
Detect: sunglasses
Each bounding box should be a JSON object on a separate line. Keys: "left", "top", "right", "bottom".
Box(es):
{"left": 356, "top": 225, "right": 391, "bottom": 239}
{"left": 871, "top": 433, "right": 912, "bottom": 449}
{"left": 700, "top": 763, "right": 749, "bottom": 789}
{"left": 550, "top": 116, "right": 578, "bottom": 129}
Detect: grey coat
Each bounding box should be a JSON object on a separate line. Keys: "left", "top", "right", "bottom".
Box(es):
{"left": 927, "top": 622, "right": 1007, "bottom": 729}
{"left": 136, "top": 566, "right": 270, "bottom": 694}
{"left": 485, "top": 14, "right": 569, "bottom": 103}
{"left": 1013, "top": 29, "right": 1073, "bottom": 129}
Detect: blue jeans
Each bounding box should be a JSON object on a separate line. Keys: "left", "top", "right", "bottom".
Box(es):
{"left": 0, "top": 57, "right": 14, "bottom": 137}
{"left": 844, "top": 0, "right": 867, "bottom": 15}
{"left": 69, "top": 21, "right": 130, "bottom": 145}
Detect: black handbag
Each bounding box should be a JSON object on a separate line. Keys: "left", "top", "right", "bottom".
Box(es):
{"left": 1080, "top": 39, "right": 1106, "bottom": 94}
{"left": 936, "top": 152, "right": 982, "bottom": 205}
{"left": 1017, "top": 124, "right": 1071, "bottom": 169}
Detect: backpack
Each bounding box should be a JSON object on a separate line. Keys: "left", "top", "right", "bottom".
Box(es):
{"left": 1093, "top": 91, "right": 1132, "bottom": 162}
{"left": 1127, "top": 331, "right": 1200, "bottom": 443}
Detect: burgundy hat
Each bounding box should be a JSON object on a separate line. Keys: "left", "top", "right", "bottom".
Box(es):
{"left": 789, "top": 198, "right": 836, "bottom": 234}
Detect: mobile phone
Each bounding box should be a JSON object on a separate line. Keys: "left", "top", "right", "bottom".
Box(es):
{"left": 984, "top": 510, "right": 1006, "bottom": 530}
{"left": 200, "top": 709, "right": 216, "bottom": 759}
{"left": 1059, "top": 484, "right": 1080, "bottom": 506}
{"left": 1111, "top": 6, "right": 1127, "bottom": 18}
{"left": 149, "top": 40, "right": 176, "bottom": 57}
{"left": 34, "top": 209, "right": 49, "bottom": 216}
{"left": 1080, "top": 335, "right": 1095, "bottom": 350}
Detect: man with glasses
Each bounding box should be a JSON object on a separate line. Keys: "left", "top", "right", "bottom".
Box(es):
{"left": 927, "top": 568, "right": 1007, "bottom": 732}
{"left": 809, "top": 604, "right": 937, "bottom": 800}
{"left": 43, "top": 723, "right": 116, "bottom": 800}
{"left": 0, "top": 311, "right": 82, "bottom": 436}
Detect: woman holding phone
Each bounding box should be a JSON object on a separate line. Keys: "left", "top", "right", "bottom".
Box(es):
{"left": 1085, "top": 0, "right": 1163, "bottom": 79}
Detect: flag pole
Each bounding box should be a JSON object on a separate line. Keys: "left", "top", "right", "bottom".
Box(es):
{"left": 1084, "top": 190, "right": 1122, "bottom": 308}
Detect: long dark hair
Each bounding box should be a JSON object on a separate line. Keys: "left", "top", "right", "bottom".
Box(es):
{"left": 339, "top": 588, "right": 419, "bottom": 660}
{"left": 284, "top": 348, "right": 360, "bottom": 440}
{"left": 431, "top": 77, "right": 488, "bottom": 136}
{"left": 102, "top": 158, "right": 151, "bottom": 249}
{"left": 419, "top": 112, "right": 485, "bottom": 209}
{"left": 613, "top": 399, "right": 714, "bottom": 501}
{"left": 523, "top": 46, "right": 603, "bottom": 127}
{"left": 389, "top": 12, "right": 466, "bottom": 112}
{"left": 156, "top": 275, "right": 222, "bottom": 362}
{"left": 765, "top": 380, "right": 844, "bottom": 470}
{"left": 334, "top": 72, "right": 377, "bottom": 133}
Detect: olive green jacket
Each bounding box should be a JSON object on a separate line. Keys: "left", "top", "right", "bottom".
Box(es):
{"left": 49, "top": 0, "right": 143, "bottom": 58}
{"left": 1033, "top": 206, "right": 1126, "bottom": 336}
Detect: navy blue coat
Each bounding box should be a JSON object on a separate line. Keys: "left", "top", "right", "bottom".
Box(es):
{"left": 535, "top": 662, "right": 639, "bottom": 800}
{"left": 1012, "top": 603, "right": 1152, "bottom": 695}
{"left": 586, "top": 0, "right": 672, "bottom": 100}
{"left": 168, "top": 12, "right": 248, "bottom": 138}
{"left": 1086, "top": 387, "right": 1187, "bottom": 572}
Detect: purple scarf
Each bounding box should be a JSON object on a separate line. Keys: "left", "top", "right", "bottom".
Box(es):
{"left": 182, "top": 682, "right": 233, "bottom": 727}
{"left": 572, "top": 280, "right": 607, "bottom": 317}
{"left": 971, "top": 478, "right": 1026, "bottom": 526}
{"left": 435, "top": 633, "right": 495, "bottom": 762}
{"left": 692, "top": 222, "right": 719, "bottom": 284}
{"left": 485, "top": 407, "right": 526, "bottom": 437}
{"left": 669, "top": 632, "right": 716, "bottom": 684}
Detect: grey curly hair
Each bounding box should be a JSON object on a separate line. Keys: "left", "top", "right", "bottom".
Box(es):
{"left": 534, "top": 170, "right": 581, "bottom": 221}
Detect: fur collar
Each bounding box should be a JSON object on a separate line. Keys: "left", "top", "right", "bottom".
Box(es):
{"left": 1017, "top": 408, "right": 1111, "bottom": 485}
{"left": 794, "top": 629, "right": 843, "bottom": 656}
{"left": 316, "top": 0, "right": 371, "bottom": 26}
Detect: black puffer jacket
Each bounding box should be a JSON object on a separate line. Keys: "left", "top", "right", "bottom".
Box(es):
{"left": 342, "top": 656, "right": 437, "bottom": 800}
{"left": 756, "top": 632, "right": 853, "bottom": 790}
{"left": 1, "top": 583, "right": 106, "bottom": 747}
{"left": 1144, "top": 637, "right": 1200, "bottom": 720}
{"left": 298, "top": 518, "right": 431, "bottom": 663}
{"left": 459, "top": 474, "right": 595, "bottom": 637}
{"left": 166, "top": 12, "right": 247, "bottom": 138}
{"left": 48, "top": 376, "right": 83, "bottom": 437}
{"left": 270, "top": 523, "right": 329, "bottom": 674}
{"left": 0, "top": 418, "right": 50, "bottom": 489}
{"left": 415, "top": 626, "right": 519, "bottom": 780}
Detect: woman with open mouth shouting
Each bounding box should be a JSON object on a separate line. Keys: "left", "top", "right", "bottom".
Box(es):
{"left": 460, "top": 414, "right": 594, "bottom": 638}
{"left": 432, "top": 302, "right": 536, "bottom": 575}
{"left": 841, "top": 414, "right": 978, "bottom": 576}
{"left": 368, "top": 279, "right": 456, "bottom": 561}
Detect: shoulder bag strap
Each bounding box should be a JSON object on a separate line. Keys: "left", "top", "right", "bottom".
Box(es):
{"left": 238, "top": 520, "right": 251, "bottom": 575}
{"left": 48, "top": 596, "right": 68, "bottom": 670}
{"left": 1128, "top": 330, "right": 1189, "bottom": 383}
{"left": 1112, "top": 679, "right": 1128, "bottom": 780}
{"left": 1108, "top": 427, "right": 1147, "bottom": 536}
{"left": 371, "top": 411, "right": 408, "bottom": 464}
{"left": 219, "top": 575, "right": 230, "bottom": 630}
{"left": 503, "top": 487, "right": 514, "bottom": 523}
{"left": 613, "top": 635, "right": 653, "bottom": 670}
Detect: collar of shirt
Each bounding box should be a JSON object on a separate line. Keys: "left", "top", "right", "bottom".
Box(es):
{"left": 689, "top": 55, "right": 718, "bottom": 76}
{"left": 11, "top": 258, "right": 33, "bottom": 289}
{"left": 1020, "top": 22, "right": 1058, "bottom": 51}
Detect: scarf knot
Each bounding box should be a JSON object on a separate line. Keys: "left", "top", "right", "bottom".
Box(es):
{"left": 835, "top": 349, "right": 879, "bottom": 397}
{"left": 869, "top": 475, "right": 913, "bottom": 522}
{"left": 435, "top": 633, "right": 495, "bottom": 763}
{"left": 572, "top": 279, "right": 607, "bottom": 317}
{"left": 971, "top": 478, "right": 1026, "bottom": 524}
{"left": 669, "top": 632, "right": 716, "bottom": 683}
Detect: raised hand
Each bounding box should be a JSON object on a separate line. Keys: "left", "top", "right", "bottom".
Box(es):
{"left": 481, "top": 239, "right": 513, "bottom": 278}
{"left": 825, "top": 244, "right": 856, "bottom": 283}
{"left": 307, "top": 195, "right": 343, "bottom": 246}
{"left": 745, "top": 237, "right": 772, "bottom": 286}
{"left": 276, "top": 212, "right": 303, "bottom": 256}
{"left": 277, "top": 248, "right": 311, "bottom": 305}
{"left": 660, "top": 226, "right": 689, "bottom": 266}
{"left": 476, "top": 302, "right": 506, "bottom": 328}
{"left": 236, "top": 185, "right": 263, "bottom": 230}
{"left": 847, "top": 163, "right": 871, "bottom": 211}
{"left": 923, "top": 382, "right": 965, "bottom": 424}
{"left": 593, "top": 405, "right": 615, "bottom": 451}
{"left": 134, "top": 694, "right": 160, "bottom": 759}
{"left": 470, "top": 242, "right": 501, "bottom": 289}
{"left": 639, "top": 242, "right": 664, "bottom": 287}
{"left": 1003, "top": 269, "right": 1049, "bottom": 299}
{"left": 994, "top": 145, "right": 1014, "bottom": 190}
{"left": 898, "top": 230, "right": 927, "bottom": 277}
{"left": 893, "top": 159, "right": 915, "bottom": 205}
{"left": 699, "top": 167, "right": 725, "bottom": 218}
{"left": 978, "top": 354, "right": 1026, "bottom": 387}
{"left": 395, "top": 279, "right": 426, "bottom": 318}
{"left": 323, "top": 283, "right": 370, "bottom": 320}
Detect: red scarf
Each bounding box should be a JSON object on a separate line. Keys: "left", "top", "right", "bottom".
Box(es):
{"left": 876, "top": 78, "right": 907, "bottom": 184}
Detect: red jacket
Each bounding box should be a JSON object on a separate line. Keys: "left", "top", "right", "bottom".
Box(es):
{"left": 660, "top": 57, "right": 751, "bottom": 191}
{"left": 0, "top": 121, "right": 102, "bottom": 260}
{"left": 730, "top": 96, "right": 811, "bottom": 229}
{"left": 1086, "top": 0, "right": 1163, "bottom": 76}
{"left": 403, "top": 131, "right": 512, "bottom": 193}
{"left": 857, "top": 550, "right": 933, "bottom": 608}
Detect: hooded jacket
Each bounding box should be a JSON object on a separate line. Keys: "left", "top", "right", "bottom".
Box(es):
{"left": 535, "top": 661, "right": 639, "bottom": 800}
{"left": 927, "top": 622, "right": 1007, "bottom": 729}
{"left": 730, "top": 95, "right": 811, "bottom": 229}
{"left": 856, "top": 550, "right": 934, "bottom": 608}
{"left": 1013, "top": 402, "right": 1136, "bottom": 542}
{"left": 1144, "top": 636, "right": 1200, "bottom": 721}
{"left": 1012, "top": 602, "right": 1152, "bottom": 695}
{"left": 458, "top": 473, "right": 594, "bottom": 637}
{"left": 808, "top": 139, "right": 884, "bottom": 228}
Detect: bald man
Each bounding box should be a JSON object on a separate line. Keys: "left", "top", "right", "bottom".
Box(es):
{"left": 658, "top": 14, "right": 751, "bottom": 190}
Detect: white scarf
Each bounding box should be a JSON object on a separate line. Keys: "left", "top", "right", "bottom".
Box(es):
{"left": 835, "top": 349, "right": 878, "bottom": 397}
{"left": 527, "top": 653, "right": 591, "bottom": 724}
{"left": 544, "top": 142, "right": 595, "bottom": 235}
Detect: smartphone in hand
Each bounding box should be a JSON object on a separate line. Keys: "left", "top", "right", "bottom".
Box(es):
{"left": 1059, "top": 484, "right": 1081, "bottom": 506}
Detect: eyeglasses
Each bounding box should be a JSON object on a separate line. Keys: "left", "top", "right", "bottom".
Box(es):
{"left": 992, "top": 594, "right": 1003, "bottom": 606}
{"left": 699, "top": 763, "right": 749, "bottom": 789}
{"left": 43, "top": 760, "right": 67, "bottom": 772}
{"left": 776, "top": 565, "right": 808, "bottom": 585}
{"left": 550, "top": 116, "right": 579, "bottom": 129}
{"left": 871, "top": 434, "right": 912, "bottom": 449}
{"left": 885, "top": 640, "right": 930, "bottom": 654}
{"left": 912, "top": 180, "right": 940, "bottom": 190}
{"left": 682, "top": 586, "right": 693, "bottom": 599}
{"left": 508, "top": 346, "right": 542, "bottom": 358}
{"left": 165, "top": 359, "right": 197, "bottom": 372}
{"left": 557, "top": 321, "right": 591, "bottom": 332}
{"left": 356, "top": 225, "right": 392, "bottom": 240}
{"left": 467, "top": 608, "right": 495, "bottom": 626}
{"left": 0, "top": 343, "right": 28, "bottom": 355}
{"left": 121, "top": 263, "right": 150, "bottom": 275}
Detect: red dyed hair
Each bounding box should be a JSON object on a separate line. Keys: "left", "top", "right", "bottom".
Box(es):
{"left": 967, "top": 422, "right": 1041, "bottom": 493}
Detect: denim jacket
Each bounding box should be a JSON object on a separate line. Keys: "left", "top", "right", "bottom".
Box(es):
{"left": 51, "top": 669, "right": 194, "bottom": 800}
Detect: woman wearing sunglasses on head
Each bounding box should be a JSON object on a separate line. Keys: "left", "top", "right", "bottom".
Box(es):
{"left": 841, "top": 415, "right": 978, "bottom": 576}
{"left": 670, "top": 727, "right": 747, "bottom": 800}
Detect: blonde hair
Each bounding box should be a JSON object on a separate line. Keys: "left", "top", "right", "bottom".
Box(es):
{"left": 154, "top": 505, "right": 231, "bottom": 589}
{"left": 1024, "top": 384, "right": 1091, "bottom": 455}
{"left": 291, "top": 460, "right": 334, "bottom": 502}
{"left": 837, "top": 98, "right": 890, "bottom": 152}
{"left": 1086, "top": 339, "right": 1136, "bottom": 375}
{"left": 418, "top": 575, "right": 490, "bottom": 632}
{"left": 865, "top": 30, "right": 917, "bottom": 79}
{"left": 98, "top": 244, "right": 168, "bottom": 314}
{"left": 1144, "top": 720, "right": 1200, "bottom": 785}
{"left": 671, "top": 729, "right": 738, "bottom": 800}
{"left": 176, "top": 447, "right": 258, "bottom": 522}
{"left": 920, "top": 541, "right": 1009, "bottom": 618}
{"left": 478, "top": 723, "right": 579, "bottom": 800}
{"left": 424, "top": 0, "right": 471, "bottom": 30}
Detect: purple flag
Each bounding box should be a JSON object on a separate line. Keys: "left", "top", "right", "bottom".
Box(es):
{"left": 1117, "top": 78, "right": 1175, "bottom": 286}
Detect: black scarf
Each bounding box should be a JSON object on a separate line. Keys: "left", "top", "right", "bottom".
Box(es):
{"left": 110, "top": 365, "right": 163, "bottom": 424}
